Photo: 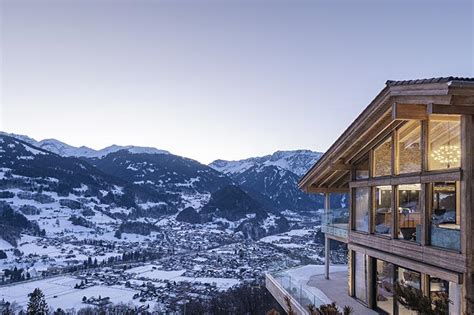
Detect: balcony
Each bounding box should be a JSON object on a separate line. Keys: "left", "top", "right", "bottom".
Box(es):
{"left": 321, "top": 208, "right": 349, "bottom": 241}
{"left": 265, "top": 265, "right": 377, "bottom": 315}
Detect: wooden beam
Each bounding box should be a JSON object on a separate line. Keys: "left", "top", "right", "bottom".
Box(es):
{"left": 348, "top": 242, "right": 463, "bottom": 283}
{"left": 331, "top": 163, "right": 352, "bottom": 171}
{"left": 306, "top": 186, "right": 349, "bottom": 194}
{"left": 392, "top": 103, "right": 428, "bottom": 120}
{"left": 427, "top": 103, "right": 474, "bottom": 116}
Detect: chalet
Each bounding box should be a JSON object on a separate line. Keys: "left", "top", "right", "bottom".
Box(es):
{"left": 267, "top": 77, "right": 474, "bottom": 314}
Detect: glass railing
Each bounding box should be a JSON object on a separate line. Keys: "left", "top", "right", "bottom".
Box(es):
{"left": 321, "top": 208, "right": 349, "bottom": 238}
{"left": 270, "top": 270, "right": 326, "bottom": 308}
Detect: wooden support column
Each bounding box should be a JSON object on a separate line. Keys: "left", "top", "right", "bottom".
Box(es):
{"left": 421, "top": 274, "right": 430, "bottom": 297}
{"left": 391, "top": 185, "right": 398, "bottom": 239}
{"left": 324, "top": 192, "right": 330, "bottom": 279}
{"left": 461, "top": 114, "right": 474, "bottom": 314}
{"left": 349, "top": 250, "right": 355, "bottom": 297}
{"left": 367, "top": 257, "right": 376, "bottom": 309}
{"left": 421, "top": 120, "right": 430, "bottom": 246}
{"left": 325, "top": 236, "right": 330, "bottom": 280}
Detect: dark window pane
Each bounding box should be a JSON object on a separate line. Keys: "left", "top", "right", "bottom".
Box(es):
{"left": 375, "top": 186, "right": 392, "bottom": 236}
{"left": 398, "top": 184, "right": 421, "bottom": 242}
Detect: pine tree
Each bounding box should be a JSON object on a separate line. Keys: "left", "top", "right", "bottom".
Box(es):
{"left": 27, "top": 288, "right": 48, "bottom": 315}
{"left": 53, "top": 308, "right": 65, "bottom": 315}
{"left": 394, "top": 282, "right": 449, "bottom": 315}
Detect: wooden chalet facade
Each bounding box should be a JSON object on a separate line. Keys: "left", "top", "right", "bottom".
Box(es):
{"left": 299, "top": 77, "right": 474, "bottom": 314}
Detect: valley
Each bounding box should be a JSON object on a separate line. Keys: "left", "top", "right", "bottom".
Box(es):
{"left": 0, "top": 133, "right": 346, "bottom": 313}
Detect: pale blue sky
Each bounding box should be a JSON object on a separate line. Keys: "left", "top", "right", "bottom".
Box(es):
{"left": 1, "top": 0, "right": 473, "bottom": 163}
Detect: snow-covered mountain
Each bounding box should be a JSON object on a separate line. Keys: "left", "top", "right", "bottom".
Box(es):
{"left": 86, "top": 150, "right": 232, "bottom": 210}
{"left": 209, "top": 150, "right": 326, "bottom": 212}
{"left": 1, "top": 132, "right": 329, "bottom": 216}
{"left": 0, "top": 132, "right": 169, "bottom": 158}
{"left": 210, "top": 150, "right": 323, "bottom": 177}
{"left": 0, "top": 133, "right": 289, "bottom": 247}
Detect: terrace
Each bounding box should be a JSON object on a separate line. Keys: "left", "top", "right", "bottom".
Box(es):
{"left": 265, "top": 265, "right": 377, "bottom": 315}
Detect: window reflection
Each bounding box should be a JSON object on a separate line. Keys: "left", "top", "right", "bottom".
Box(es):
{"left": 355, "top": 252, "right": 368, "bottom": 303}
{"left": 374, "top": 137, "right": 392, "bottom": 177}
{"left": 397, "top": 267, "right": 421, "bottom": 315}
{"left": 354, "top": 187, "right": 369, "bottom": 232}
{"left": 430, "top": 182, "right": 460, "bottom": 251}
{"left": 375, "top": 186, "right": 392, "bottom": 236}
{"left": 376, "top": 260, "right": 394, "bottom": 314}
{"left": 398, "top": 184, "right": 421, "bottom": 242}
{"left": 398, "top": 121, "right": 421, "bottom": 174}
{"left": 430, "top": 277, "right": 449, "bottom": 307}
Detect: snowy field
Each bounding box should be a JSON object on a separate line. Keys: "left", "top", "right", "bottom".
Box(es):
{"left": 125, "top": 264, "right": 239, "bottom": 291}
{"left": 0, "top": 276, "right": 139, "bottom": 311}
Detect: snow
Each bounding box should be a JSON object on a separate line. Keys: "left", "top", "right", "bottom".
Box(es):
{"left": 285, "top": 229, "right": 312, "bottom": 236}
{"left": 22, "top": 143, "right": 46, "bottom": 156}
{"left": 0, "top": 239, "right": 13, "bottom": 250}
{"left": 1, "top": 133, "right": 171, "bottom": 158}
{"left": 175, "top": 177, "right": 200, "bottom": 188}
{"left": 0, "top": 276, "right": 139, "bottom": 311}
{"left": 124, "top": 265, "right": 238, "bottom": 291}
{"left": 274, "top": 243, "right": 303, "bottom": 249}
{"left": 126, "top": 164, "right": 138, "bottom": 171}
{"left": 209, "top": 150, "right": 322, "bottom": 176}
{"left": 180, "top": 193, "right": 210, "bottom": 210}
{"left": 125, "top": 265, "right": 186, "bottom": 281}
{"left": 175, "top": 276, "right": 239, "bottom": 291}
{"left": 259, "top": 235, "right": 291, "bottom": 243}
{"left": 0, "top": 168, "right": 11, "bottom": 179}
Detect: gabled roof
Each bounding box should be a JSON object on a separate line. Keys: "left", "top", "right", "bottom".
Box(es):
{"left": 386, "top": 76, "right": 474, "bottom": 86}
{"left": 299, "top": 76, "right": 474, "bottom": 192}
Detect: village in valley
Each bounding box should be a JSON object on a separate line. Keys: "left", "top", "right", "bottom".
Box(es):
{"left": 0, "top": 193, "right": 340, "bottom": 313}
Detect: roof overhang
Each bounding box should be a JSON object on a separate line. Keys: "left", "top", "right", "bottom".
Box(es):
{"left": 299, "top": 78, "right": 474, "bottom": 193}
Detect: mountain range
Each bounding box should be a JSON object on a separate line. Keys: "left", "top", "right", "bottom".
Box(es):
{"left": 0, "top": 132, "right": 325, "bottom": 243}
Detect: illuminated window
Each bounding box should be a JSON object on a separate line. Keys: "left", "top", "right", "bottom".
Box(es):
{"left": 429, "top": 117, "right": 461, "bottom": 170}
{"left": 398, "top": 184, "right": 421, "bottom": 243}
{"left": 354, "top": 187, "right": 369, "bottom": 232}
{"left": 374, "top": 186, "right": 392, "bottom": 236}
{"left": 398, "top": 121, "right": 421, "bottom": 174}
{"left": 373, "top": 137, "right": 392, "bottom": 177}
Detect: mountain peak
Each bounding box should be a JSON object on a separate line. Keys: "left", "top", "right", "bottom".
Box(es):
{"left": 1, "top": 132, "right": 170, "bottom": 158}
{"left": 209, "top": 149, "right": 322, "bottom": 176}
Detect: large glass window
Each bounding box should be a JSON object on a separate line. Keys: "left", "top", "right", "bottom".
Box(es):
{"left": 430, "top": 182, "right": 460, "bottom": 251}
{"left": 354, "top": 187, "right": 369, "bottom": 232}
{"left": 355, "top": 252, "right": 368, "bottom": 303}
{"left": 373, "top": 137, "right": 392, "bottom": 177}
{"left": 429, "top": 117, "right": 461, "bottom": 170}
{"left": 396, "top": 267, "right": 421, "bottom": 315}
{"left": 398, "top": 184, "right": 421, "bottom": 242}
{"left": 376, "top": 260, "right": 395, "bottom": 314}
{"left": 374, "top": 186, "right": 392, "bottom": 236}
{"left": 398, "top": 121, "right": 422, "bottom": 174}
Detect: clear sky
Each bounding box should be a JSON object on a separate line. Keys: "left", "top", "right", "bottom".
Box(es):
{"left": 1, "top": 0, "right": 473, "bottom": 164}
